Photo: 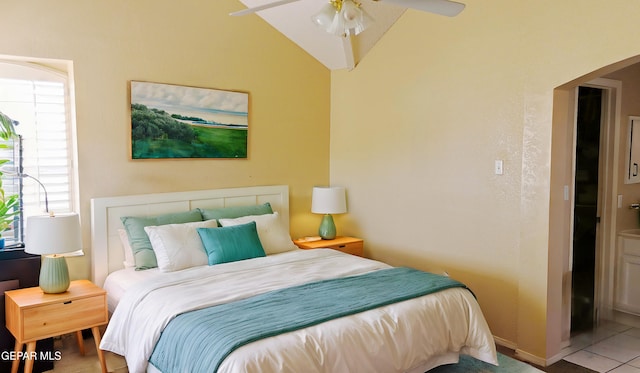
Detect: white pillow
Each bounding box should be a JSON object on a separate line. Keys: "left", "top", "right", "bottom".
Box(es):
{"left": 219, "top": 212, "right": 297, "bottom": 255}
{"left": 118, "top": 229, "right": 135, "bottom": 268}
{"left": 144, "top": 219, "right": 218, "bottom": 272}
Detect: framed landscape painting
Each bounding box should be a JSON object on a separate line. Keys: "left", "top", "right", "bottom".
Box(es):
{"left": 130, "top": 81, "right": 248, "bottom": 159}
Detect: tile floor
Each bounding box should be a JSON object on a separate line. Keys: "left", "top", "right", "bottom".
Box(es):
{"left": 560, "top": 320, "right": 640, "bottom": 373}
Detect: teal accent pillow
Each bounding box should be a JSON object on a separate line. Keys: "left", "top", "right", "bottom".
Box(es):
{"left": 197, "top": 222, "right": 266, "bottom": 265}
{"left": 121, "top": 209, "right": 203, "bottom": 270}
{"left": 198, "top": 203, "right": 273, "bottom": 224}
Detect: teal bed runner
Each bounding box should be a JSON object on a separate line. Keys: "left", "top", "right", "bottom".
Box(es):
{"left": 149, "top": 267, "right": 469, "bottom": 373}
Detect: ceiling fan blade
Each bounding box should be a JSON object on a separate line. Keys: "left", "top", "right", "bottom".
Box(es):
{"left": 378, "top": 0, "right": 465, "bottom": 17}
{"left": 230, "top": 0, "right": 303, "bottom": 16}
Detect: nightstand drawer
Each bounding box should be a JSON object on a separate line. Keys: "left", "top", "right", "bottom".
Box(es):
{"left": 326, "top": 241, "right": 363, "bottom": 256}
{"left": 22, "top": 296, "right": 107, "bottom": 341}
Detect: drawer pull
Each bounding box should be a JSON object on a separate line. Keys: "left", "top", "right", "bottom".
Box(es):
{"left": 338, "top": 245, "right": 346, "bottom": 248}
{"left": 64, "top": 301, "right": 72, "bottom": 305}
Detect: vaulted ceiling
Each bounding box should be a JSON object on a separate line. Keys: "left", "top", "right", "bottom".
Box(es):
{"left": 234, "top": 0, "right": 407, "bottom": 70}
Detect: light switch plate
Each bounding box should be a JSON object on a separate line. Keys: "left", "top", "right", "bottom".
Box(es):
{"left": 495, "top": 160, "right": 504, "bottom": 175}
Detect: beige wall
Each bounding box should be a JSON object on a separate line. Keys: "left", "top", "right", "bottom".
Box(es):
{"left": 331, "top": 0, "right": 640, "bottom": 363}
{"left": 1, "top": 1, "right": 331, "bottom": 278}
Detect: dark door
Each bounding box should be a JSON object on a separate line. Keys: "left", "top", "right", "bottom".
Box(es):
{"left": 571, "top": 86, "right": 602, "bottom": 333}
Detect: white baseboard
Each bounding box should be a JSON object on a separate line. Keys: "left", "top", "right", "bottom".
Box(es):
{"left": 545, "top": 350, "right": 566, "bottom": 366}
{"left": 514, "top": 349, "right": 546, "bottom": 367}
{"left": 493, "top": 336, "right": 516, "bottom": 350}
{"left": 493, "top": 335, "right": 548, "bottom": 367}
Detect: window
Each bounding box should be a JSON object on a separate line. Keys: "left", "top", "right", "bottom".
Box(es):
{"left": 0, "top": 60, "right": 75, "bottom": 248}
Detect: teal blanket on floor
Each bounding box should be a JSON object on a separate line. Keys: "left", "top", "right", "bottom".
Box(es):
{"left": 149, "top": 267, "right": 469, "bottom": 373}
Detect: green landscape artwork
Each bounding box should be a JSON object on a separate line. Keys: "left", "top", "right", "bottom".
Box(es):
{"left": 130, "top": 81, "right": 248, "bottom": 159}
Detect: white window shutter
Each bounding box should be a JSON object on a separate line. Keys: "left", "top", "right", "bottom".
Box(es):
{"left": 0, "top": 66, "right": 74, "bottom": 246}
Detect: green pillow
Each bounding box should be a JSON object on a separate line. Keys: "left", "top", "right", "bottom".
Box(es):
{"left": 197, "top": 222, "right": 266, "bottom": 265}
{"left": 121, "top": 209, "right": 203, "bottom": 270}
{"left": 198, "top": 203, "right": 273, "bottom": 224}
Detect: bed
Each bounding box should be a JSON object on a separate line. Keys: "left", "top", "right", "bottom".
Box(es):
{"left": 91, "top": 185, "right": 498, "bottom": 373}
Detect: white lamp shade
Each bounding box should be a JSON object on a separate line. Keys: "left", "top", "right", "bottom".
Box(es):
{"left": 312, "top": 187, "right": 347, "bottom": 214}
{"left": 25, "top": 213, "right": 82, "bottom": 255}
{"left": 311, "top": 3, "right": 337, "bottom": 28}
{"left": 342, "top": 1, "right": 373, "bottom": 35}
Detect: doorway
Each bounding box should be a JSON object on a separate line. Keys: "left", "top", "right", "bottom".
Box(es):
{"left": 552, "top": 72, "right": 625, "bottom": 361}
{"left": 571, "top": 86, "right": 603, "bottom": 333}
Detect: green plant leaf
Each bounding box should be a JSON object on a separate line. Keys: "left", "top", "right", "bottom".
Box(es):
{"left": 0, "top": 111, "right": 19, "bottom": 232}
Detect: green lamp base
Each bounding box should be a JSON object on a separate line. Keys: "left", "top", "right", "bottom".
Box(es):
{"left": 39, "top": 255, "right": 70, "bottom": 294}
{"left": 318, "top": 214, "right": 337, "bottom": 240}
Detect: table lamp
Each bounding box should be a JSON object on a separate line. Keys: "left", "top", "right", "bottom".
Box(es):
{"left": 25, "top": 213, "right": 82, "bottom": 293}
{"left": 311, "top": 186, "right": 347, "bottom": 240}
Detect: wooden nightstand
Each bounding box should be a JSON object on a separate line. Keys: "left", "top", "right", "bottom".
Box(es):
{"left": 4, "top": 280, "right": 108, "bottom": 373}
{"left": 294, "top": 236, "right": 364, "bottom": 257}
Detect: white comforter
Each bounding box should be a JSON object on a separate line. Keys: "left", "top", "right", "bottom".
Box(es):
{"left": 100, "top": 249, "right": 497, "bottom": 373}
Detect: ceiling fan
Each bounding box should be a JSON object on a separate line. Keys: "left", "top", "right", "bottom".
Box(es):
{"left": 230, "top": 0, "right": 465, "bottom": 37}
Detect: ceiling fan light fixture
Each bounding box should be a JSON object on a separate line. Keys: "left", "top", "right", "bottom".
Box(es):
{"left": 327, "top": 9, "right": 347, "bottom": 36}
{"left": 311, "top": 3, "right": 338, "bottom": 29}
{"left": 312, "top": 0, "right": 373, "bottom": 37}
{"left": 341, "top": 0, "right": 373, "bottom": 35}
{"left": 341, "top": 0, "right": 360, "bottom": 21}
